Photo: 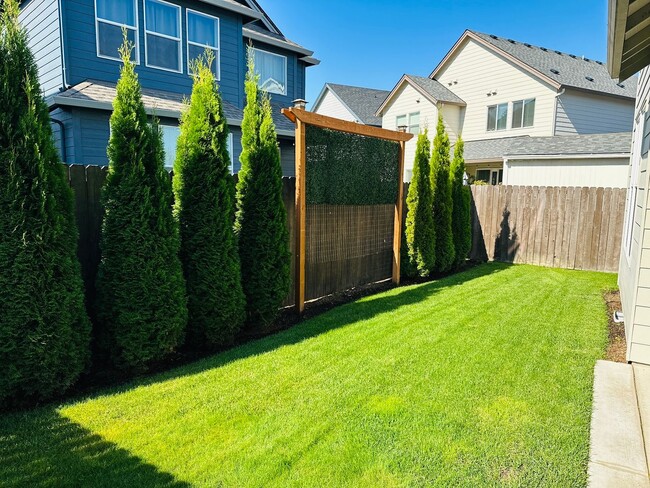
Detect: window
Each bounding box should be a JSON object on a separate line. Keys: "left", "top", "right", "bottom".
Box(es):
{"left": 95, "top": 0, "right": 138, "bottom": 62}
{"left": 475, "top": 169, "right": 502, "bottom": 185}
{"left": 187, "top": 10, "right": 220, "bottom": 78}
{"left": 161, "top": 125, "right": 180, "bottom": 168}
{"left": 476, "top": 169, "right": 490, "bottom": 183}
{"left": 252, "top": 48, "right": 287, "bottom": 95}
{"left": 226, "top": 133, "right": 234, "bottom": 173}
{"left": 487, "top": 103, "right": 508, "bottom": 131}
{"left": 512, "top": 98, "right": 535, "bottom": 128}
{"left": 144, "top": 0, "right": 182, "bottom": 73}
{"left": 396, "top": 113, "right": 420, "bottom": 134}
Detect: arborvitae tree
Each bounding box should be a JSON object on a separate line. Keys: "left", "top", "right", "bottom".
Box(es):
{"left": 235, "top": 48, "right": 290, "bottom": 327}
{"left": 450, "top": 136, "right": 472, "bottom": 268}
{"left": 405, "top": 130, "right": 436, "bottom": 277}
{"left": 0, "top": 0, "right": 90, "bottom": 406}
{"left": 96, "top": 39, "right": 187, "bottom": 372}
{"left": 173, "top": 54, "right": 245, "bottom": 347}
{"left": 430, "top": 115, "right": 455, "bottom": 273}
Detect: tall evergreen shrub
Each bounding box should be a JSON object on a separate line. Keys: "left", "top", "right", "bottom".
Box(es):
{"left": 0, "top": 0, "right": 90, "bottom": 406}
{"left": 450, "top": 136, "right": 472, "bottom": 267}
{"left": 405, "top": 130, "right": 436, "bottom": 277}
{"left": 235, "top": 48, "right": 290, "bottom": 327}
{"left": 430, "top": 115, "right": 455, "bottom": 273}
{"left": 173, "top": 54, "right": 245, "bottom": 347}
{"left": 96, "top": 40, "right": 187, "bottom": 372}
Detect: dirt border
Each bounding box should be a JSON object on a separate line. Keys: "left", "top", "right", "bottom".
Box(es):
{"left": 604, "top": 290, "right": 627, "bottom": 363}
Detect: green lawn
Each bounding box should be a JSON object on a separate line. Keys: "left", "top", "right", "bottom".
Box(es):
{"left": 0, "top": 264, "right": 615, "bottom": 487}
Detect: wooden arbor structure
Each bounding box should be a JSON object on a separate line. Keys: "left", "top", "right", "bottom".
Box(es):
{"left": 281, "top": 107, "right": 413, "bottom": 313}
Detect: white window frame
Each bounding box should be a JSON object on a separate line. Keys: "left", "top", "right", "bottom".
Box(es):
{"left": 94, "top": 0, "right": 140, "bottom": 63}
{"left": 511, "top": 98, "right": 536, "bottom": 129}
{"left": 227, "top": 133, "right": 234, "bottom": 174}
{"left": 408, "top": 112, "right": 420, "bottom": 134}
{"left": 143, "top": 0, "right": 182, "bottom": 74}
{"left": 186, "top": 9, "right": 220, "bottom": 80}
{"left": 396, "top": 113, "right": 420, "bottom": 134}
{"left": 487, "top": 102, "right": 508, "bottom": 132}
{"left": 253, "top": 48, "right": 287, "bottom": 96}
{"left": 624, "top": 111, "right": 646, "bottom": 261}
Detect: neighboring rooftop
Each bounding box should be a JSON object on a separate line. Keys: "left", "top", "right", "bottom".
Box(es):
{"left": 434, "top": 30, "right": 637, "bottom": 99}
{"left": 406, "top": 75, "right": 466, "bottom": 105}
{"left": 52, "top": 80, "right": 294, "bottom": 136}
{"left": 463, "top": 132, "right": 632, "bottom": 162}
{"left": 318, "top": 83, "right": 391, "bottom": 126}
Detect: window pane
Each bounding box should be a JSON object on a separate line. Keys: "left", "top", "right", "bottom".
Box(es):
{"left": 96, "top": 0, "right": 135, "bottom": 26}
{"left": 98, "top": 23, "right": 136, "bottom": 60}
{"left": 409, "top": 112, "right": 420, "bottom": 134}
{"left": 188, "top": 45, "right": 218, "bottom": 76}
{"left": 487, "top": 106, "right": 496, "bottom": 131}
{"left": 146, "top": 0, "right": 179, "bottom": 38}
{"left": 396, "top": 115, "right": 407, "bottom": 128}
{"left": 523, "top": 99, "right": 535, "bottom": 127}
{"left": 512, "top": 101, "right": 523, "bottom": 129}
{"left": 147, "top": 34, "right": 180, "bottom": 70}
{"left": 188, "top": 12, "right": 218, "bottom": 47}
{"left": 253, "top": 49, "right": 286, "bottom": 95}
{"left": 161, "top": 125, "right": 180, "bottom": 168}
{"left": 476, "top": 169, "right": 490, "bottom": 182}
{"left": 496, "top": 103, "right": 508, "bottom": 130}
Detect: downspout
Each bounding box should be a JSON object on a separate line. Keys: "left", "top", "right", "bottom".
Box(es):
{"left": 551, "top": 88, "right": 565, "bottom": 136}
{"left": 50, "top": 117, "right": 67, "bottom": 162}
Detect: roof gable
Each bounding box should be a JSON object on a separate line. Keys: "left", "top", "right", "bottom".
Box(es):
{"left": 314, "top": 84, "right": 390, "bottom": 126}
{"left": 376, "top": 74, "right": 466, "bottom": 117}
{"left": 431, "top": 30, "right": 637, "bottom": 100}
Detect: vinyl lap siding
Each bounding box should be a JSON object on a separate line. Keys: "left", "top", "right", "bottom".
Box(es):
{"left": 435, "top": 38, "right": 557, "bottom": 141}
{"left": 555, "top": 89, "right": 634, "bottom": 135}
{"left": 620, "top": 66, "right": 650, "bottom": 365}
{"left": 313, "top": 89, "right": 356, "bottom": 121}
{"left": 19, "top": 0, "right": 63, "bottom": 97}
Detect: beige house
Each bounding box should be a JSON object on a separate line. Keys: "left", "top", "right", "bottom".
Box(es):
{"left": 609, "top": 0, "right": 650, "bottom": 366}
{"left": 376, "top": 30, "right": 636, "bottom": 184}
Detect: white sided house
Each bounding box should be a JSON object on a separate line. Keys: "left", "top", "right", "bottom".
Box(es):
{"left": 609, "top": 0, "right": 650, "bottom": 366}
{"left": 312, "top": 83, "right": 390, "bottom": 127}
{"left": 378, "top": 30, "right": 636, "bottom": 185}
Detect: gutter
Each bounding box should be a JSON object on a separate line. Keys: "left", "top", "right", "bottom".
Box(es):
{"left": 50, "top": 117, "right": 67, "bottom": 162}
{"left": 504, "top": 153, "right": 631, "bottom": 161}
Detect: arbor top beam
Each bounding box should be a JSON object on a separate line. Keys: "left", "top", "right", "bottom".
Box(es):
{"left": 281, "top": 108, "right": 414, "bottom": 142}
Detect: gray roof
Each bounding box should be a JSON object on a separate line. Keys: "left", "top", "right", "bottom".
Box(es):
{"left": 463, "top": 132, "right": 632, "bottom": 162}
{"left": 52, "top": 80, "right": 295, "bottom": 136}
{"left": 506, "top": 132, "right": 632, "bottom": 157}
{"left": 326, "top": 83, "right": 391, "bottom": 126}
{"left": 243, "top": 23, "right": 313, "bottom": 57}
{"left": 406, "top": 75, "right": 466, "bottom": 105}
{"left": 463, "top": 137, "right": 530, "bottom": 162}
{"left": 469, "top": 31, "right": 637, "bottom": 99}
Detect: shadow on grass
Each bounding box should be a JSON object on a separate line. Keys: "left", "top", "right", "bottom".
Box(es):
{"left": 123, "top": 262, "right": 512, "bottom": 390}
{"left": 0, "top": 409, "right": 189, "bottom": 488}
{"left": 0, "top": 264, "right": 511, "bottom": 486}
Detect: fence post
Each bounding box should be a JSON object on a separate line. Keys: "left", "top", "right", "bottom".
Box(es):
{"left": 294, "top": 117, "right": 307, "bottom": 314}
{"left": 392, "top": 138, "right": 406, "bottom": 285}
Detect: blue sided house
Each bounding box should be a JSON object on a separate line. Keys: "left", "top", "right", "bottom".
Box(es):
{"left": 18, "top": 0, "right": 319, "bottom": 175}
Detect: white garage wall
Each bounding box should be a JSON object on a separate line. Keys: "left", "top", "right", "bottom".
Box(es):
{"left": 503, "top": 157, "right": 630, "bottom": 188}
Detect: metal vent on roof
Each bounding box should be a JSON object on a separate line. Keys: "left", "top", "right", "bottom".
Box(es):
{"left": 550, "top": 69, "right": 560, "bottom": 75}
{"left": 583, "top": 57, "right": 590, "bottom": 62}
{"left": 596, "top": 60, "right": 603, "bottom": 65}
{"left": 617, "top": 82, "right": 625, "bottom": 88}
{"left": 554, "top": 50, "right": 562, "bottom": 55}
{"left": 569, "top": 54, "right": 577, "bottom": 59}
{"left": 524, "top": 43, "right": 532, "bottom": 47}
{"left": 585, "top": 76, "right": 594, "bottom": 82}
{"left": 507, "top": 39, "right": 516, "bottom": 43}
{"left": 540, "top": 47, "right": 548, "bottom": 52}
{"left": 490, "top": 34, "right": 498, "bottom": 39}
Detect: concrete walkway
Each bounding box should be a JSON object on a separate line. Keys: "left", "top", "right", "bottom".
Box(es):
{"left": 589, "top": 360, "right": 650, "bottom": 487}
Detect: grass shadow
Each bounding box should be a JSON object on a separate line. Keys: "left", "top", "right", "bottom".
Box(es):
{"left": 0, "top": 409, "right": 189, "bottom": 488}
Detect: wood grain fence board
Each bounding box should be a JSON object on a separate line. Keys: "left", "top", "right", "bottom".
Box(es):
{"left": 606, "top": 189, "right": 626, "bottom": 271}
{"left": 591, "top": 188, "right": 605, "bottom": 271}
{"left": 553, "top": 187, "right": 566, "bottom": 268}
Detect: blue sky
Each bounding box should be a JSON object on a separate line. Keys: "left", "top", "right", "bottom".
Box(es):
{"left": 261, "top": 0, "right": 610, "bottom": 106}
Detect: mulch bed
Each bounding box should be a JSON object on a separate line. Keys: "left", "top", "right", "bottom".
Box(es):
{"left": 604, "top": 290, "right": 627, "bottom": 363}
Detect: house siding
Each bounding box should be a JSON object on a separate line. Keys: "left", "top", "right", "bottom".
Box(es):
{"left": 19, "top": 0, "right": 63, "bottom": 97}
{"left": 434, "top": 38, "right": 557, "bottom": 141}
{"left": 50, "top": 107, "right": 75, "bottom": 162}
{"left": 313, "top": 88, "right": 356, "bottom": 122}
{"left": 619, "top": 65, "right": 650, "bottom": 366}
{"left": 503, "top": 157, "right": 629, "bottom": 188}
{"left": 555, "top": 89, "right": 634, "bottom": 135}
{"left": 380, "top": 82, "right": 461, "bottom": 180}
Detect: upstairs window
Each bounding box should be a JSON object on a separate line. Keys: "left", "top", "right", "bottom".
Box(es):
{"left": 95, "top": 0, "right": 138, "bottom": 62}
{"left": 512, "top": 98, "right": 536, "bottom": 128}
{"left": 396, "top": 113, "right": 420, "bottom": 134}
{"left": 187, "top": 10, "right": 220, "bottom": 78}
{"left": 487, "top": 103, "right": 508, "bottom": 131}
{"left": 144, "top": 0, "right": 182, "bottom": 73}
{"left": 252, "top": 48, "right": 287, "bottom": 95}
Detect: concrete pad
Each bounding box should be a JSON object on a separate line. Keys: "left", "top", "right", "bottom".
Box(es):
{"left": 589, "top": 360, "right": 649, "bottom": 487}
{"left": 634, "top": 363, "right": 650, "bottom": 472}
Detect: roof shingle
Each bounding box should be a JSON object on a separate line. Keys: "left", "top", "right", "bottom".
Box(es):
{"left": 326, "top": 84, "right": 391, "bottom": 126}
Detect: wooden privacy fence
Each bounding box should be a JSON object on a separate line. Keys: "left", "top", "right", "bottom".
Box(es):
{"left": 470, "top": 185, "right": 626, "bottom": 273}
